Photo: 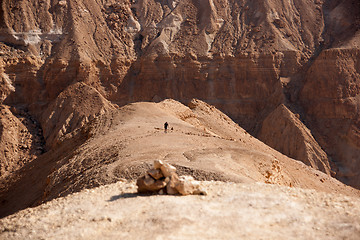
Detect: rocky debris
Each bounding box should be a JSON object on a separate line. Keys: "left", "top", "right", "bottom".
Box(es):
{"left": 273, "top": 18, "right": 286, "bottom": 28}
{"left": 136, "top": 160, "right": 206, "bottom": 195}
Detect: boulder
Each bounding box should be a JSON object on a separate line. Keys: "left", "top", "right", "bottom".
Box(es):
{"left": 153, "top": 159, "right": 164, "bottom": 169}
{"left": 136, "top": 160, "right": 207, "bottom": 195}
{"left": 147, "top": 168, "right": 163, "bottom": 180}
{"left": 175, "top": 176, "right": 206, "bottom": 196}
{"left": 136, "top": 174, "right": 167, "bottom": 193}
{"left": 160, "top": 163, "right": 177, "bottom": 177}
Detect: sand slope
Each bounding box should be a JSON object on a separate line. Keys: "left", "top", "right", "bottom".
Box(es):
{"left": 2, "top": 98, "right": 359, "bottom": 218}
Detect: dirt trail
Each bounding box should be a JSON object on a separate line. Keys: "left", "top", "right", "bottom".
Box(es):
{"left": 1, "top": 99, "right": 359, "bottom": 218}
{"left": 1, "top": 99, "right": 360, "bottom": 239}
{"left": 1, "top": 181, "right": 360, "bottom": 240}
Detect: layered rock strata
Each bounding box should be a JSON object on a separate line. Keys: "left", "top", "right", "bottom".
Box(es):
{"left": 300, "top": 49, "right": 360, "bottom": 187}
{"left": 0, "top": 0, "right": 359, "bottom": 188}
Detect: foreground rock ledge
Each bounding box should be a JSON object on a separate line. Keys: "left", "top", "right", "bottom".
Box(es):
{"left": 1, "top": 181, "right": 360, "bottom": 240}
{"left": 136, "top": 160, "right": 207, "bottom": 195}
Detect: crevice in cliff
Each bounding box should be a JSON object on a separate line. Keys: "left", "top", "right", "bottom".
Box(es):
{"left": 273, "top": 0, "right": 360, "bottom": 180}
{"left": 10, "top": 105, "right": 47, "bottom": 155}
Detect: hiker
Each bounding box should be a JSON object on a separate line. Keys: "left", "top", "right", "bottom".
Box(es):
{"left": 164, "top": 122, "right": 168, "bottom": 133}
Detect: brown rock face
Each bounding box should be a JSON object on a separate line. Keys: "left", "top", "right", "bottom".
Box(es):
{"left": 258, "top": 104, "right": 331, "bottom": 175}
{"left": 300, "top": 49, "right": 360, "bottom": 187}
{"left": 0, "top": 107, "right": 32, "bottom": 177}
{"left": 0, "top": 64, "right": 14, "bottom": 103}
{"left": 39, "top": 82, "right": 116, "bottom": 149}
{"left": 115, "top": 52, "right": 285, "bottom": 131}
{"left": 0, "top": 105, "right": 45, "bottom": 178}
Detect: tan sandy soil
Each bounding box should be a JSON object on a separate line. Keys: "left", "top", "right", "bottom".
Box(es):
{"left": 1, "top": 98, "right": 359, "bottom": 218}
{"left": 1, "top": 181, "right": 360, "bottom": 240}
{"left": 40, "top": 99, "right": 360, "bottom": 202}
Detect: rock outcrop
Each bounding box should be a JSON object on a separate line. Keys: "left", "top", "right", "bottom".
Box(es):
{"left": 0, "top": 106, "right": 44, "bottom": 178}
{"left": 0, "top": 60, "right": 14, "bottom": 104}
{"left": 137, "top": 160, "right": 206, "bottom": 195}
{"left": 39, "top": 82, "right": 116, "bottom": 149}
{"left": 300, "top": 49, "right": 360, "bottom": 187}
{"left": 258, "top": 104, "right": 331, "bottom": 175}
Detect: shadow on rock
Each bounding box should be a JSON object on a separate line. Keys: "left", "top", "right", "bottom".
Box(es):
{"left": 108, "top": 193, "right": 142, "bottom": 201}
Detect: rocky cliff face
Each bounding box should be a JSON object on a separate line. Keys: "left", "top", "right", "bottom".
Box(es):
{"left": 300, "top": 49, "right": 360, "bottom": 187}
{"left": 257, "top": 104, "right": 331, "bottom": 175}
{"left": 0, "top": 0, "right": 359, "bottom": 188}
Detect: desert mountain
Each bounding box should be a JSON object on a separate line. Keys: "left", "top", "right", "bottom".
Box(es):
{"left": 0, "top": 0, "right": 360, "bottom": 225}
{"left": 1, "top": 98, "right": 360, "bottom": 239}
{"left": 0, "top": 0, "right": 359, "bottom": 189}
{"left": 1, "top": 97, "right": 359, "bottom": 218}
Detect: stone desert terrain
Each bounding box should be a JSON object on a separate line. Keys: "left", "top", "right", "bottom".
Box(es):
{"left": 1, "top": 98, "right": 360, "bottom": 239}
{"left": 0, "top": 0, "right": 360, "bottom": 238}
{"left": 1, "top": 181, "right": 360, "bottom": 240}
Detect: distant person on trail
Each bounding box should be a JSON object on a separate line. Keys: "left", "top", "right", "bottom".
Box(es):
{"left": 164, "top": 122, "right": 168, "bottom": 133}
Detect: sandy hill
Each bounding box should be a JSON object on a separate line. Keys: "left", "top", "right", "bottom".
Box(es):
{"left": 1, "top": 92, "right": 358, "bottom": 218}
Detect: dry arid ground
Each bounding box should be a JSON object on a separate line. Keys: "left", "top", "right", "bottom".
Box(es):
{"left": 0, "top": 0, "right": 360, "bottom": 238}
{"left": 1, "top": 0, "right": 360, "bottom": 189}
{"left": 1, "top": 99, "right": 359, "bottom": 217}
{"left": 1, "top": 99, "right": 360, "bottom": 239}
{"left": 1, "top": 181, "right": 360, "bottom": 240}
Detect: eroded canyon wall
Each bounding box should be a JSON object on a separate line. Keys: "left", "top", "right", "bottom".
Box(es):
{"left": 0, "top": 0, "right": 359, "bottom": 187}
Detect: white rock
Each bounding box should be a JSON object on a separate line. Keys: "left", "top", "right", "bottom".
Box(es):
{"left": 160, "top": 163, "right": 176, "bottom": 177}
{"left": 154, "top": 160, "right": 164, "bottom": 169}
